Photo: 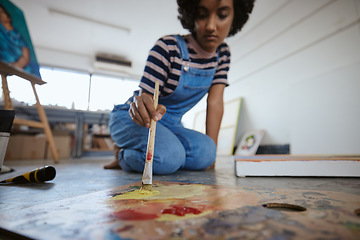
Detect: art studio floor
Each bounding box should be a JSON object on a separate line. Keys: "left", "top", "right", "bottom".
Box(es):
{"left": 0, "top": 156, "right": 360, "bottom": 240}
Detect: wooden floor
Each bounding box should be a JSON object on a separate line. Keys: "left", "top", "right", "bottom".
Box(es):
{"left": 0, "top": 156, "right": 360, "bottom": 239}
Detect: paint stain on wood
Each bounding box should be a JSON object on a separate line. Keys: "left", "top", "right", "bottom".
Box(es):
{"left": 1, "top": 181, "right": 359, "bottom": 240}
{"left": 146, "top": 151, "right": 152, "bottom": 161}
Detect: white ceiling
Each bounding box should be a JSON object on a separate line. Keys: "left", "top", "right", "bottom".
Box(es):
{"left": 10, "top": 0, "right": 190, "bottom": 79}
{"left": 9, "top": 0, "right": 300, "bottom": 80}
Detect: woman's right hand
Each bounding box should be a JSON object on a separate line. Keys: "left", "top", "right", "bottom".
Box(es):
{"left": 129, "top": 91, "right": 166, "bottom": 128}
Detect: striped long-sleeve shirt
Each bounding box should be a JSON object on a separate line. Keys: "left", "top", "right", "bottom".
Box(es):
{"left": 139, "top": 34, "right": 231, "bottom": 97}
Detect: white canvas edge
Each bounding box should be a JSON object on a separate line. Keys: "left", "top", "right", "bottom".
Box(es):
{"left": 234, "top": 159, "right": 360, "bottom": 177}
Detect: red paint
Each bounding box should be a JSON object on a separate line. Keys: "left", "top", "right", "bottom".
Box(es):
{"left": 116, "top": 225, "right": 134, "bottom": 232}
{"left": 146, "top": 151, "right": 152, "bottom": 161}
{"left": 161, "top": 205, "right": 202, "bottom": 216}
{"left": 113, "top": 209, "right": 158, "bottom": 221}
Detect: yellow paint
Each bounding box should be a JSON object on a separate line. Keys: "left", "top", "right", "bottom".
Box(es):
{"left": 110, "top": 183, "right": 210, "bottom": 200}
{"left": 112, "top": 190, "right": 161, "bottom": 200}
{"left": 150, "top": 184, "right": 210, "bottom": 199}
{"left": 139, "top": 189, "right": 153, "bottom": 195}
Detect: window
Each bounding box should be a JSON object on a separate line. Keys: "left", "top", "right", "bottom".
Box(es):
{"left": 89, "top": 74, "right": 139, "bottom": 111}
{"left": 3, "top": 67, "right": 139, "bottom": 111}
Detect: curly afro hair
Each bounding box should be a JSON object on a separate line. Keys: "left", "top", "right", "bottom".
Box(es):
{"left": 177, "top": 0, "right": 254, "bottom": 37}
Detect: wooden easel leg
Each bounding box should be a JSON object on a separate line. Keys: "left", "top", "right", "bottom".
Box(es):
{"left": 1, "top": 74, "right": 14, "bottom": 110}
{"left": 31, "top": 83, "right": 59, "bottom": 163}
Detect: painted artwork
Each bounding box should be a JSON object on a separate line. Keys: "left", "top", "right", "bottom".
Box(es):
{"left": 0, "top": 0, "right": 41, "bottom": 78}
{"left": 235, "top": 129, "right": 265, "bottom": 156}
{"left": 0, "top": 181, "right": 359, "bottom": 239}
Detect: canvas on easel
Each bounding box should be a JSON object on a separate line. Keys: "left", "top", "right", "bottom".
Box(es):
{"left": 0, "top": 0, "right": 58, "bottom": 162}
{"left": 0, "top": 0, "right": 41, "bottom": 79}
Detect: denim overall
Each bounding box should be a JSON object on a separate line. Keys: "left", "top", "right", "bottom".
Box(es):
{"left": 109, "top": 35, "right": 218, "bottom": 174}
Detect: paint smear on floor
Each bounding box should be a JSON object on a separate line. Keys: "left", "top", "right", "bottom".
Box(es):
{"left": 1, "top": 181, "right": 359, "bottom": 240}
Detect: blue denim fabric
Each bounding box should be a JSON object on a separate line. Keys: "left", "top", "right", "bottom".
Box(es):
{"left": 109, "top": 35, "right": 217, "bottom": 174}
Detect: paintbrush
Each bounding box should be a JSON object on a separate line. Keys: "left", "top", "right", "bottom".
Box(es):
{"left": 140, "top": 81, "right": 159, "bottom": 193}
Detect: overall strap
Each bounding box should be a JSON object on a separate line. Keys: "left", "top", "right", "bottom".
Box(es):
{"left": 174, "top": 35, "right": 189, "bottom": 61}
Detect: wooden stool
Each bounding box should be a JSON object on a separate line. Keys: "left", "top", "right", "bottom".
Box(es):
{"left": 0, "top": 61, "right": 58, "bottom": 163}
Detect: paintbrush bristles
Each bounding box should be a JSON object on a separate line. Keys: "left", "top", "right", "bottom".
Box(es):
{"left": 140, "top": 183, "right": 153, "bottom": 192}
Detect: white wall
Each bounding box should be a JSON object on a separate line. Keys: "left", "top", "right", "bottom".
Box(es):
{"left": 11, "top": 0, "right": 359, "bottom": 155}
{"left": 184, "top": 0, "right": 360, "bottom": 155}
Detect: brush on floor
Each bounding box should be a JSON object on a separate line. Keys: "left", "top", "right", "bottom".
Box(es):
{"left": 140, "top": 81, "right": 159, "bottom": 193}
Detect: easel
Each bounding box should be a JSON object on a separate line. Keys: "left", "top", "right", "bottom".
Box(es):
{"left": 0, "top": 61, "right": 58, "bottom": 163}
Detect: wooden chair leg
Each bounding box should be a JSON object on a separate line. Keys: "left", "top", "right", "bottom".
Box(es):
{"left": 2, "top": 73, "right": 58, "bottom": 163}
{"left": 1, "top": 74, "right": 13, "bottom": 110}
{"left": 31, "top": 83, "right": 59, "bottom": 163}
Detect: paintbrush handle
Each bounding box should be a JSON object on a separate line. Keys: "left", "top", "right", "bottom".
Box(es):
{"left": 153, "top": 81, "right": 159, "bottom": 112}
{"left": 142, "top": 81, "right": 159, "bottom": 185}
{"left": 145, "top": 81, "right": 159, "bottom": 163}
{"left": 146, "top": 119, "right": 156, "bottom": 163}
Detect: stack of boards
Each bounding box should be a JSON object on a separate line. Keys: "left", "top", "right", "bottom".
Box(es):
{"left": 234, "top": 155, "right": 360, "bottom": 177}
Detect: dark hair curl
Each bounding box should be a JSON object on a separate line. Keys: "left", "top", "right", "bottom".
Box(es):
{"left": 177, "top": 0, "right": 254, "bottom": 37}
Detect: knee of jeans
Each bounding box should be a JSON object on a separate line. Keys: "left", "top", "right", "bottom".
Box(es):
{"left": 120, "top": 149, "right": 144, "bottom": 173}
{"left": 153, "top": 146, "right": 185, "bottom": 175}
{"left": 192, "top": 137, "right": 216, "bottom": 170}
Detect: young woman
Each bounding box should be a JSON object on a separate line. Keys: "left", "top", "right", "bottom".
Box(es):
{"left": 105, "top": 0, "right": 254, "bottom": 174}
